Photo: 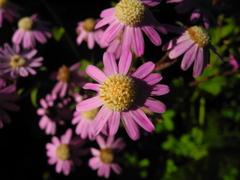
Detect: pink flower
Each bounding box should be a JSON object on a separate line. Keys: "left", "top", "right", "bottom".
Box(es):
{"left": 46, "top": 128, "right": 87, "bottom": 175}
{"left": 0, "top": 0, "right": 21, "bottom": 27}
{"left": 37, "top": 94, "right": 72, "bottom": 135}
{"left": 166, "top": 0, "right": 218, "bottom": 28}
{"left": 50, "top": 62, "right": 87, "bottom": 98}
{"left": 72, "top": 107, "right": 100, "bottom": 141}
{"left": 76, "top": 18, "right": 107, "bottom": 49}
{"left": 229, "top": 54, "right": 239, "bottom": 70}
{"left": 89, "top": 135, "right": 125, "bottom": 178}
{"left": 12, "top": 14, "right": 51, "bottom": 49}
{"left": 0, "top": 43, "right": 43, "bottom": 78}
{"left": 0, "top": 84, "right": 19, "bottom": 128}
{"left": 76, "top": 51, "right": 169, "bottom": 140}
{"left": 105, "top": 32, "right": 123, "bottom": 59}
{"left": 95, "top": 0, "right": 167, "bottom": 56}
{"left": 162, "top": 25, "right": 222, "bottom": 77}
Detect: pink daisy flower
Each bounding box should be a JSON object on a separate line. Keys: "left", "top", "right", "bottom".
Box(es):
{"left": 105, "top": 32, "right": 123, "bottom": 59}
{"left": 37, "top": 94, "right": 72, "bottom": 135}
{"left": 46, "top": 128, "right": 87, "bottom": 175}
{"left": 229, "top": 54, "right": 239, "bottom": 70}
{"left": 89, "top": 135, "right": 125, "bottom": 179}
{"left": 72, "top": 107, "right": 100, "bottom": 141}
{"left": 76, "top": 18, "right": 107, "bottom": 49}
{"left": 0, "top": 84, "right": 19, "bottom": 128}
{"left": 0, "top": 43, "right": 43, "bottom": 78}
{"left": 95, "top": 0, "right": 167, "bottom": 56}
{"left": 12, "top": 14, "right": 52, "bottom": 49}
{"left": 162, "top": 25, "right": 222, "bottom": 77}
{"left": 76, "top": 51, "right": 170, "bottom": 140}
{"left": 166, "top": 0, "right": 218, "bottom": 28}
{"left": 50, "top": 62, "right": 87, "bottom": 98}
{"left": 0, "top": 0, "right": 21, "bottom": 27}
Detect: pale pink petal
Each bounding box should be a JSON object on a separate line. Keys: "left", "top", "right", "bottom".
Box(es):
{"left": 48, "top": 157, "right": 58, "bottom": 165}
{"left": 90, "top": 148, "right": 100, "bottom": 156}
{"left": 96, "top": 135, "right": 106, "bottom": 149}
{"left": 39, "top": 116, "right": 49, "bottom": 129}
{"left": 169, "top": 39, "right": 194, "bottom": 59}
{"left": 181, "top": 44, "right": 198, "bottom": 70}
{"left": 118, "top": 51, "right": 132, "bottom": 75}
{"left": 133, "top": 27, "right": 144, "bottom": 56}
{"left": 86, "top": 65, "right": 107, "bottom": 84}
{"left": 92, "top": 106, "right": 112, "bottom": 136}
{"left": 162, "top": 34, "right": 189, "bottom": 51}
{"left": 100, "top": 7, "right": 115, "bottom": 18}
{"left": 98, "top": 164, "right": 109, "bottom": 177}
{"left": 121, "top": 112, "right": 140, "bottom": 140}
{"left": 95, "top": 16, "right": 115, "bottom": 29}
{"left": 56, "top": 160, "right": 63, "bottom": 173}
{"left": 83, "top": 83, "right": 100, "bottom": 92}
{"left": 12, "top": 29, "right": 24, "bottom": 44}
{"left": 121, "top": 26, "right": 132, "bottom": 52}
{"left": 103, "top": 52, "right": 118, "bottom": 76}
{"left": 130, "top": 62, "right": 155, "bottom": 79}
{"left": 104, "top": 164, "right": 111, "bottom": 178}
{"left": 129, "top": 108, "right": 155, "bottom": 132}
{"left": 111, "top": 163, "right": 122, "bottom": 174}
{"left": 62, "top": 161, "right": 71, "bottom": 175}
{"left": 141, "top": 0, "right": 162, "bottom": 6}
{"left": 87, "top": 32, "right": 95, "bottom": 49}
{"left": 34, "top": 31, "right": 47, "bottom": 44}
{"left": 150, "top": 84, "right": 170, "bottom": 96}
{"left": 103, "top": 20, "right": 124, "bottom": 44}
{"left": 112, "top": 137, "right": 125, "bottom": 150}
{"left": 141, "top": 97, "right": 167, "bottom": 113}
{"left": 61, "top": 129, "right": 72, "bottom": 144}
{"left": 89, "top": 157, "right": 102, "bottom": 170}
{"left": 106, "top": 111, "right": 120, "bottom": 136}
{"left": 193, "top": 47, "right": 204, "bottom": 77}
{"left": 52, "top": 136, "right": 61, "bottom": 146}
{"left": 76, "top": 96, "right": 103, "bottom": 112}
{"left": 142, "top": 25, "right": 161, "bottom": 45}
{"left": 143, "top": 73, "right": 163, "bottom": 85}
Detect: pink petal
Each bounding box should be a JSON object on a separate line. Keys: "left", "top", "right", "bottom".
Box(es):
{"left": 103, "top": 20, "right": 124, "bottom": 44}
{"left": 62, "top": 161, "right": 71, "bottom": 175}
{"left": 150, "top": 84, "right": 170, "bottom": 96}
{"left": 90, "top": 148, "right": 100, "bottom": 156}
{"left": 87, "top": 32, "right": 95, "bottom": 49}
{"left": 193, "top": 47, "right": 204, "bottom": 77}
{"left": 103, "top": 52, "right": 118, "bottom": 76}
{"left": 96, "top": 135, "right": 106, "bottom": 149}
{"left": 129, "top": 108, "right": 155, "bottom": 132}
{"left": 100, "top": 7, "right": 115, "bottom": 18}
{"left": 56, "top": 160, "right": 63, "bottom": 173}
{"left": 76, "top": 96, "right": 103, "bottom": 112}
{"left": 118, "top": 51, "right": 132, "bottom": 75}
{"left": 141, "top": 25, "right": 161, "bottom": 46}
{"left": 106, "top": 111, "right": 120, "bottom": 136}
{"left": 121, "top": 112, "right": 140, "bottom": 140}
{"left": 111, "top": 163, "right": 122, "bottom": 174}
{"left": 61, "top": 128, "right": 72, "bottom": 144}
{"left": 142, "top": 73, "right": 163, "bottom": 85}
{"left": 121, "top": 26, "right": 132, "bottom": 53}
{"left": 95, "top": 16, "right": 115, "bottom": 29}
{"left": 141, "top": 0, "right": 162, "bottom": 6}
{"left": 86, "top": 65, "right": 107, "bottom": 84}
{"left": 169, "top": 39, "right": 194, "bottom": 59}
{"left": 89, "top": 157, "right": 101, "bottom": 170}
{"left": 132, "top": 27, "right": 144, "bottom": 56}
{"left": 92, "top": 106, "right": 112, "bottom": 135}
{"left": 12, "top": 29, "right": 24, "bottom": 44}
{"left": 83, "top": 83, "right": 100, "bottom": 92}
{"left": 181, "top": 44, "right": 198, "bottom": 70}
{"left": 142, "top": 97, "right": 166, "bottom": 113}
{"left": 130, "top": 61, "right": 155, "bottom": 79}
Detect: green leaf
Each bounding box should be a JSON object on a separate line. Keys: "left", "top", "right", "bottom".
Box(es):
{"left": 138, "top": 159, "right": 150, "bottom": 167}
{"left": 79, "top": 59, "right": 92, "bottom": 71}
{"left": 52, "top": 27, "right": 65, "bottom": 41}
{"left": 31, "top": 87, "right": 39, "bottom": 107}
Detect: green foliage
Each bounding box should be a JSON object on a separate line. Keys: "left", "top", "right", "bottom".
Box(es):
{"left": 52, "top": 27, "right": 65, "bottom": 41}
{"left": 155, "top": 110, "right": 175, "bottom": 133}
{"left": 30, "top": 87, "right": 39, "bottom": 108}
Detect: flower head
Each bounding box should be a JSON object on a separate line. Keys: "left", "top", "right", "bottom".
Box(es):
{"left": 95, "top": 0, "right": 167, "bottom": 56}
{"left": 229, "top": 54, "right": 239, "bottom": 70}
{"left": 162, "top": 25, "right": 222, "bottom": 77}
{"left": 0, "top": 0, "right": 21, "bottom": 27}
{"left": 50, "top": 62, "right": 87, "bottom": 98}
{"left": 89, "top": 135, "right": 125, "bottom": 178}
{"left": 37, "top": 94, "right": 72, "bottom": 135}
{"left": 12, "top": 14, "right": 52, "bottom": 48}
{"left": 76, "top": 18, "right": 107, "bottom": 49}
{"left": 76, "top": 51, "right": 169, "bottom": 140}
{"left": 166, "top": 0, "right": 218, "bottom": 28}
{"left": 46, "top": 128, "right": 87, "bottom": 175}
{"left": 0, "top": 84, "right": 19, "bottom": 128}
{"left": 0, "top": 43, "right": 43, "bottom": 78}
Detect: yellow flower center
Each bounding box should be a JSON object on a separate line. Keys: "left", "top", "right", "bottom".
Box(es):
{"left": 115, "top": 0, "right": 145, "bottom": 26}
{"left": 0, "top": 0, "right": 7, "bottom": 8}
{"left": 56, "top": 144, "right": 71, "bottom": 160}
{"left": 9, "top": 55, "right": 26, "bottom": 68}
{"left": 57, "top": 65, "right": 70, "bottom": 83}
{"left": 100, "top": 74, "right": 136, "bottom": 112}
{"left": 187, "top": 26, "right": 211, "bottom": 48}
{"left": 18, "top": 17, "right": 34, "bottom": 31}
{"left": 82, "top": 108, "right": 99, "bottom": 120}
{"left": 82, "top": 18, "right": 96, "bottom": 32}
{"left": 100, "top": 148, "right": 114, "bottom": 164}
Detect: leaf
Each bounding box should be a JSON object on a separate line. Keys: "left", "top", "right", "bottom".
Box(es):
{"left": 138, "top": 159, "right": 150, "bottom": 167}
{"left": 78, "top": 59, "right": 92, "bottom": 71}
{"left": 31, "top": 87, "right": 38, "bottom": 108}
{"left": 52, "top": 27, "right": 65, "bottom": 41}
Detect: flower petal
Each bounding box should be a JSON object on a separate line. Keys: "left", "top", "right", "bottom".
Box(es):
{"left": 141, "top": 97, "right": 167, "bottom": 113}
{"left": 130, "top": 61, "right": 155, "bottom": 79}
{"left": 76, "top": 96, "right": 103, "bottom": 112}
{"left": 118, "top": 51, "right": 132, "bottom": 75}
{"left": 103, "top": 52, "right": 118, "bottom": 76}
{"left": 86, "top": 65, "right": 107, "bottom": 84}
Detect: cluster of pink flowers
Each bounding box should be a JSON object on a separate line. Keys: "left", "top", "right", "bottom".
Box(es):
{"left": 1, "top": 0, "right": 233, "bottom": 179}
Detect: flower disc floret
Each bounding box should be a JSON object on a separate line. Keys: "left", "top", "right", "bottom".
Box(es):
{"left": 18, "top": 17, "right": 34, "bottom": 30}
{"left": 56, "top": 144, "right": 71, "bottom": 160}
{"left": 82, "top": 18, "right": 96, "bottom": 32}
{"left": 115, "top": 0, "right": 145, "bottom": 26}
{"left": 0, "top": 0, "right": 7, "bottom": 8}
{"left": 100, "top": 148, "right": 114, "bottom": 164}
{"left": 187, "top": 26, "right": 211, "bottom": 48}
{"left": 58, "top": 65, "right": 70, "bottom": 83}
{"left": 82, "top": 108, "right": 99, "bottom": 120}
{"left": 9, "top": 55, "right": 26, "bottom": 68}
{"left": 100, "top": 74, "right": 136, "bottom": 112}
